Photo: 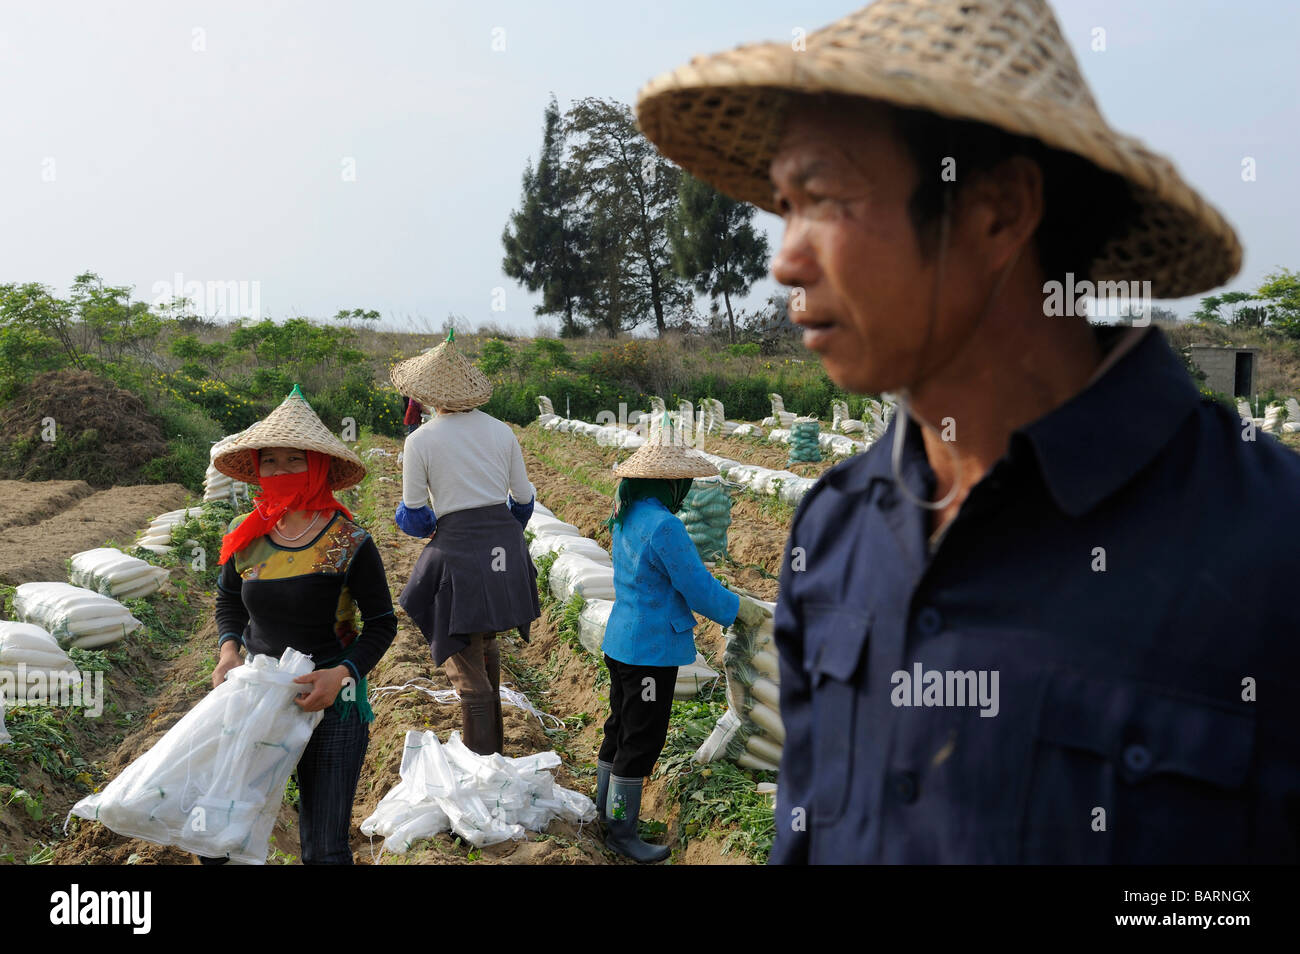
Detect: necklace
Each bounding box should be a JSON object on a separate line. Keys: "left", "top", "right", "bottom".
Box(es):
{"left": 274, "top": 511, "right": 322, "bottom": 542}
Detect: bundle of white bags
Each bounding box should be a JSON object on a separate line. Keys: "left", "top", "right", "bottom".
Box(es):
{"left": 577, "top": 598, "right": 614, "bottom": 657}
{"left": 70, "top": 648, "right": 321, "bottom": 865}
{"left": 13, "top": 583, "right": 142, "bottom": 649}
{"left": 528, "top": 513, "right": 581, "bottom": 540}
{"left": 134, "top": 507, "right": 204, "bottom": 555}
{"left": 572, "top": 596, "right": 718, "bottom": 698}
{"left": 69, "top": 548, "right": 170, "bottom": 600}
{"left": 360, "top": 728, "right": 595, "bottom": 853}
{"left": 1, "top": 622, "right": 83, "bottom": 744}
{"left": 202, "top": 465, "right": 248, "bottom": 504}
{"left": 548, "top": 553, "right": 616, "bottom": 602}
{"left": 202, "top": 432, "right": 250, "bottom": 504}
{"left": 0, "top": 621, "right": 80, "bottom": 677}
{"left": 528, "top": 534, "right": 612, "bottom": 567}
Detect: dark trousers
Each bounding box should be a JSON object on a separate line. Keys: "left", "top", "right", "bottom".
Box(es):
{"left": 198, "top": 704, "right": 369, "bottom": 865}
{"left": 598, "top": 655, "right": 678, "bottom": 778}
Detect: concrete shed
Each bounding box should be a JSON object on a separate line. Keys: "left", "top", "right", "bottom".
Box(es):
{"left": 1186, "top": 345, "right": 1258, "bottom": 397}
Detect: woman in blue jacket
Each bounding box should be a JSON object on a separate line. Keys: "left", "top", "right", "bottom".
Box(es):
{"left": 599, "top": 436, "right": 769, "bottom": 862}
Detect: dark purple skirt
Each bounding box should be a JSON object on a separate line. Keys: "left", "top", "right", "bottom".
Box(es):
{"left": 399, "top": 503, "right": 540, "bottom": 666}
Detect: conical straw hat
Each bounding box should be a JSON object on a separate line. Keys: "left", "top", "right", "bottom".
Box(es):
{"left": 390, "top": 329, "right": 493, "bottom": 412}
{"left": 636, "top": 0, "right": 1240, "bottom": 298}
{"left": 213, "top": 385, "right": 366, "bottom": 489}
{"left": 613, "top": 414, "right": 719, "bottom": 479}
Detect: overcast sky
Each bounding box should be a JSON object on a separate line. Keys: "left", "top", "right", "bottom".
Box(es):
{"left": 1, "top": 0, "right": 1295, "bottom": 333}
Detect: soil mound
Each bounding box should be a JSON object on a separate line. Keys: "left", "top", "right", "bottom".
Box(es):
{"left": 0, "top": 370, "right": 168, "bottom": 486}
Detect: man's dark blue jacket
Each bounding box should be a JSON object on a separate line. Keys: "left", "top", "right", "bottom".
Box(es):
{"left": 771, "top": 327, "right": 1300, "bottom": 863}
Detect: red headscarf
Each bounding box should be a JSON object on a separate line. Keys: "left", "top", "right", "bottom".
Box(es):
{"left": 218, "top": 449, "right": 355, "bottom": 565}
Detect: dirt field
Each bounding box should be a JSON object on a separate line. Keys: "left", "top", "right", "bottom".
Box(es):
{"left": 12, "top": 422, "right": 794, "bottom": 866}
{"left": 0, "top": 479, "right": 191, "bottom": 585}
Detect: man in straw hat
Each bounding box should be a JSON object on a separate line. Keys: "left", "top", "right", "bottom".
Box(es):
{"left": 211, "top": 385, "right": 398, "bottom": 864}
{"left": 600, "top": 416, "right": 770, "bottom": 861}
{"left": 391, "top": 330, "right": 541, "bottom": 756}
{"left": 637, "top": 0, "right": 1300, "bottom": 863}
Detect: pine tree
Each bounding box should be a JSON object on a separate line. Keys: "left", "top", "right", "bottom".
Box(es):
{"left": 501, "top": 95, "right": 590, "bottom": 337}
{"left": 566, "top": 97, "right": 686, "bottom": 337}
{"left": 669, "top": 173, "right": 771, "bottom": 343}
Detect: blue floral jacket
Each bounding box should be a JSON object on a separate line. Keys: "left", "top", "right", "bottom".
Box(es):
{"left": 602, "top": 498, "right": 740, "bottom": 667}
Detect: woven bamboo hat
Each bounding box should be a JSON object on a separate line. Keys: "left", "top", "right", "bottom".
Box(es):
{"left": 613, "top": 415, "right": 718, "bottom": 479}
{"left": 213, "top": 385, "right": 366, "bottom": 489}
{"left": 390, "top": 329, "right": 493, "bottom": 411}
{"left": 636, "top": 0, "right": 1241, "bottom": 297}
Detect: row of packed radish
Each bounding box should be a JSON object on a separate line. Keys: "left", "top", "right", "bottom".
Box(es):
{"left": 536, "top": 393, "right": 898, "bottom": 461}
{"left": 0, "top": 437, "right": 251, "bottom": 740}
{"left": 528, "top": 496, "right": 786, "bottom": 775}
{"left": 537, "top": 410, "right": 822, "bottom": 507}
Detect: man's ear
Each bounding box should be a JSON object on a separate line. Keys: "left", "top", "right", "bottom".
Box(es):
{"left": 957, "top": 156, "right": 1044, "bottom": 272}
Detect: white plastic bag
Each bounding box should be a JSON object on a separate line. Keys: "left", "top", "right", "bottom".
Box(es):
{"left": 548, "top": 553, "right": 616, "bottom": 602}
{"left": 527, "top": 533, "right": 612, "bottom": 567}
{"left": 69, "top": 648, "right": 322, "bottom": 864}
{"left": 0, "top": 622, "right": 80, "bottom": 676}
{"left": 360, "top": 729, "right": 596, "bottom": 853}
{"left": 576, "top": 599, "right": 614, "bottom": 657}
{"left": 13, "top": 583, "right": 141, "bottom": 649}
{"left": 675, "top": 652, "right": 720, "bottom": 698}
{"left": 69, "top": 548, "right": 170, "bottom": 600}
{"left": 696, "top": 598, "right": 784, "bottom": 772}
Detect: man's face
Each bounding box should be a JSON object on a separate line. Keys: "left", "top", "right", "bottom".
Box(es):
{"left": 769, "top": 99, "right": 985, "bottom": 395}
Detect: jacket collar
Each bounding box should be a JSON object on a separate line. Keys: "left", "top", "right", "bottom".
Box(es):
{"left": 823, "top": 327, "right": 1202, "bottom": 516}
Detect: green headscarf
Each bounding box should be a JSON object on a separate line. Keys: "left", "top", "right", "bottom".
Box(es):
{"left": 605, "top": 477, "right": 695, "bottom": 533}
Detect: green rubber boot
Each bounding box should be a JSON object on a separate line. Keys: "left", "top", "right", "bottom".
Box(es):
{"left": 605, "top": 775, "right": 670, "bottom": 863}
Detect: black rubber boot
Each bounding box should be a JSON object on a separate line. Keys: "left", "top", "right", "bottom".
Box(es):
{"left": 605, "top": 775, "right": 670, "bottom": 863}
{"left": 595, "top": 759, "right": 614, "bottom": 828}
{"left": 460, "top": 692, "right": 499, "bottom": 756}
{"left": 492, "top": 694, "right": 505, "bottom": 756}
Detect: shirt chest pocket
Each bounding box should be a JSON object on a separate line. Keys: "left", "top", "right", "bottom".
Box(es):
{"left": 801, "top": 604, "right": 872, "bottom": 827}
{"left": 1019, "top": 671, "right": 1255, "bottom": 864}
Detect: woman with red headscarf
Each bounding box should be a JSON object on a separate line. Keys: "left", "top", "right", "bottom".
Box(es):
{"left": 208, "top": 385, "right": 397, "bottom": 865}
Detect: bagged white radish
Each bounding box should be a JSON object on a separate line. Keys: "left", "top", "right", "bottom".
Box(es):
{"left": 69, "top": 548, "right": 170, "bottom": 599}
{"left": 695, "top": 598, "right": 785, "bottom": 772}
{"left": 528, "top": 533, "right": 611, "bottom": 566}
{"left": 0, "top": 622, "right": 80, "bottom": 676}
{"left": 528, "top": 514, "right": 581, "bottom": 539}
{"left": 69, "top": 648, "right": 322, "bottom": 865}
{"left": 675, "top": 652, "right": 720, "bottom": 698}
{"left": 548, "top": 553, "right": 615, "bottom": 602}
{"left": 576, "top": 599, "right": 614, "bottom": 657}
{"left": 13, "top": 582, "right": 141, "bottom": 649}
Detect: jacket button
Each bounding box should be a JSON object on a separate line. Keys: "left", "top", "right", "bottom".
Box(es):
{"left": 916, "top": 606, "right": 943, "bottom": 636}
{"left": 1123, "top": 743, "right": 1152, "bottom": 774}
{"left": 893, "top": 771, "right": 919, "bottom": 804}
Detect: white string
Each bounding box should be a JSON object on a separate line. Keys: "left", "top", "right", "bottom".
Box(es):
{"left": 888, "top": 182, "right": 1023, "bottom": 513}
{"left": 368, "top": 678, "right": 565, "bottom": 729}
